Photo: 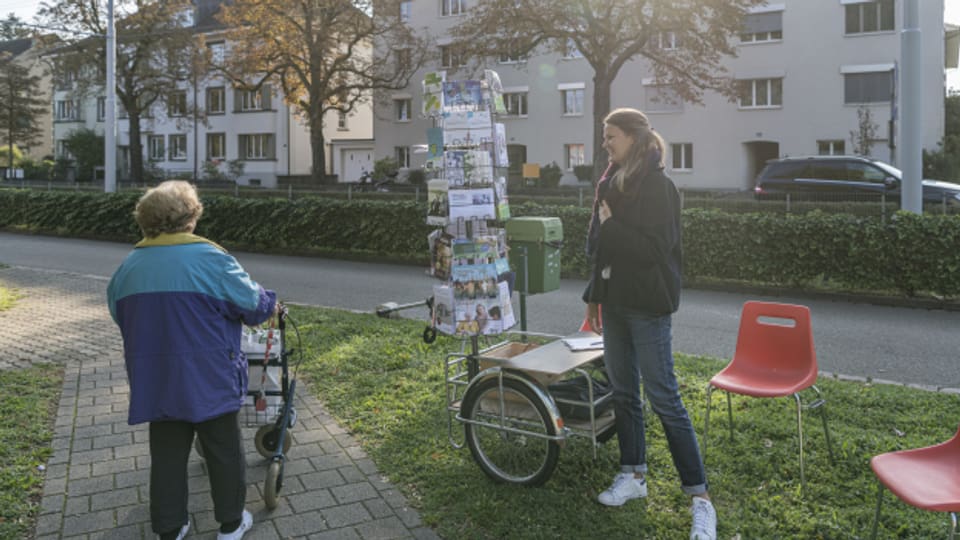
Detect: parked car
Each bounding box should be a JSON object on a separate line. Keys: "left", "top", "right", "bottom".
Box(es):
{"left": 753, "top": 155, "right": 960, "bottom": 205}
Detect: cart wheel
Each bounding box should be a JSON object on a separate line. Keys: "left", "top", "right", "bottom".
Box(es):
{"left": 462, "top": 377, "right": 560, "bottom": 486}
{"left": 254, "top": 424, "right": 292, "bottom": 458}
{"left": 193, "top": 436, "right": 205, "bottom": 459}
{"left": 263, "top": 460, "right": 282, "bottom": 510}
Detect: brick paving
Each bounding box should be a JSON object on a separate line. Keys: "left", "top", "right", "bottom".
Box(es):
{"left": 0, "top": 266, "right": 438, "bottom": 540}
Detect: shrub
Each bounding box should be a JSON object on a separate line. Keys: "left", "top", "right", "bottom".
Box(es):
{"left": 540, "top": 162, "right": 562, "bottom": 188}
{"left": 573, "top": 164, "right": 594, "bottom": 182}
{"left": 407, "top": 168, "right": 426, "bottom": 186}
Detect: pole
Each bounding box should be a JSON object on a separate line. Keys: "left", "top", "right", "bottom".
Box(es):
{"left": 104, "top": 0, "right": 117, "bottom": 193}
{"left": 900, "top": 0, "right": 922, "bottom": 214}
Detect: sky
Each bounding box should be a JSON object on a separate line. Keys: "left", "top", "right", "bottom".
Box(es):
{"left": 2, "top": 0, "right": 959, "bottom": 90}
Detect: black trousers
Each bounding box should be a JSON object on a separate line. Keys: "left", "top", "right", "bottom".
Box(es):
{"left": 149, "top": 411, "right": 246, "bottom": 534}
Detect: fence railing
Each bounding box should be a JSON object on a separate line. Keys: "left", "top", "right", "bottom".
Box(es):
{"left": 3, "top": 179, "right": 958, "bottom": 218}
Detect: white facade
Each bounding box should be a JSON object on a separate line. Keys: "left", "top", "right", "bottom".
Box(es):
{"left": 374, "top": 0, "right": 950, "bottom": 191}
{"left": 51, "top": 22, "right": 373, "bottom": 187}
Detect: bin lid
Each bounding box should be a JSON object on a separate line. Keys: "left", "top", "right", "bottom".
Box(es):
{"left": 505, "top": 217, "right": 563, "bottom": 242}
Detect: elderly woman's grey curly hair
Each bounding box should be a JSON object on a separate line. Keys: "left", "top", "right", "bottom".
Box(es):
{"left": 134, "top": 180, "right": 203, "bottom": 238}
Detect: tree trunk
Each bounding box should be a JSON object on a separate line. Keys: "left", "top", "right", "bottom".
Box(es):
{"left": 591, "top": 71, "right": 613, "bottom": 183}
{"left": 309, "top": 116, "right": 327, "bottom": 184}
{"left": 128, "top": 112, "right": 144, "bottom": 184}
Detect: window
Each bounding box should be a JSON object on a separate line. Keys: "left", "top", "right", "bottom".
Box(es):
{"left": 395, "top": 49, "right": 412, "bottom": 71}
{"left": 168, "top": 134, "right": 187, "bottom": 160}
{"left": 207, "top": 133, "right": 225, "bottom": 160}
{"left": 441, "top": 0, "right": 466, "bottom": 16}
{"left": 817, "top": 140, "right": 846, "bottom": 155}
{"left": 97, "top": 97, "right": 106, "bottom": 121}
{"left": 440, "top": 45, "right": 465, "bottom": 68}
{"left": 168, "top": 91, "right": 187, "bottom": 117}
{"left": 503, "top": 92, "right": 528, "bottom": 116}
{"left": 394, "top": 98, "right": 411, "bottom": 121}
{"left": 338, "top": 110, "right": 348, "bottom": 129}
{"left": 235, "top": 85, "right": 271, "bottom": 112}
{"left": 655, "top": 31, "right": 680, "bottom": 50}
{"left": 845, "top": 0, "right": 894, "bottom": 35}
{"left": 399, "top": 0, "right": 411, "bottom": 21}
{"left": 844, "top": 71, "right": 893, "bottom": 104}
{"left": 55, "top": 69, "right": 77, "bottom": 90}
{"left": 498, "top": 43, "right": 526, "bottom": 64}
{"left": 738, "top": 78, "right": 783, "bottom": 108}
{"left": 238, "top": 134, "right": 275, "bottom": 160}
{"left": 395, "top": 146, "right": 410, "bottom": 168}
{"left": 671, "top": 143, "right": 693, "bottom": 170}
{"left": 740, "top": 11, "right": 782, "bottom": 42}
{"left": 206, "top": 41, "right": 226, "bottom": 66}
{"left": 563, "top": 39, "right": 583, "bottom": 58}
{"left": 148, "top": 135, "right": 165, "bottom": 161}
{"left": 206, "top": 87, "right": 225, "bottom": 114}
{"left": 561, "top": 88, "right": 584, "bottom": 115}
{"left": 644, "top": 85, "right": 683, "bottom": 113}
{"left": 56, "top": 140, "right": 72, "bottom": 159}
{"left": 564, "top": 144, "right": 585, "bottom": 170}
{"left": 55, "top": 100, "right": 79, "bottom": 121}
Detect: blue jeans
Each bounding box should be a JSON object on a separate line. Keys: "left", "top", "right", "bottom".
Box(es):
{"left": 602, "top": 304, "right": 707, "bottom": 496}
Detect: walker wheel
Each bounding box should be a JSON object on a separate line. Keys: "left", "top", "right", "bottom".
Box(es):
{"left": 255, "top": 424, "right": 292, "bottom": 458}
{"left": 264, "top": 460, "right": 282, "bottom": 510}
{"left": 193, "top": 436, "right": 205, "bottom": 459}
{"left": 423, "top": 326, "right": 437, "bottom": 344}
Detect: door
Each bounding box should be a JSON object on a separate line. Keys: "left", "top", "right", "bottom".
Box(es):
{"left": 341, "top": 149, "right": 374, "bottom": 183}
{"left": 744, "top": 141, "right": 779, "bottom": 190}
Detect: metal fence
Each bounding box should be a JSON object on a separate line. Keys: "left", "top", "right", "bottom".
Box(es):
{"left": 3, "top": 179, "right": 958, "bottom": 219}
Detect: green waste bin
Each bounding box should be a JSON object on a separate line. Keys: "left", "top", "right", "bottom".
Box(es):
{"left": 506, "top": 217, "right": 563, "bottom": 294}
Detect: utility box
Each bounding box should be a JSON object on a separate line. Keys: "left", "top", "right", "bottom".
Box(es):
{"left": 506, "top": 217, "right": 563, "bottom": 294}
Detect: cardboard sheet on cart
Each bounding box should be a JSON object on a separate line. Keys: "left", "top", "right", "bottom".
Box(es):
{"left": 493, "top": 333, "right": 603, "bottom": 376}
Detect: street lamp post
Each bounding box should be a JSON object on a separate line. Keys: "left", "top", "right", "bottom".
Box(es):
{"left": 104, "top": 0, "right": 117, "bottom": 193}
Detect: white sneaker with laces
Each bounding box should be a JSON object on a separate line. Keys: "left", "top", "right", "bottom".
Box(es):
{"left": 690, "top": 497, "right": 717, "bottom": 540}
{"left": 216, "top": 510, "right": 253, "bottom": 540}
{"left": 597, "top": 472, "right": 647, "bottom": 506}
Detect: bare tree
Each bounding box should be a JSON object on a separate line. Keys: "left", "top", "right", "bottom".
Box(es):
{"left": 0, "top": 52, "right": 46, "bottom": 174}
{"left": 850, "top": 105, "right": 879, "bottom": 157}
{"left": 1, "top": 13, "right": 33, "bottom": 40}
{"left": 450, "top": 0, "right": 762, "bottom": 175}
{"left": 38, "top": 0, "right": 202, "bottom": 182}
{"left": 217, "top": 0, "right": 429, "bottom": 183}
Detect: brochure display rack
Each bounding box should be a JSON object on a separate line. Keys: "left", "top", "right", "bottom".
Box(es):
{"left": 423, "top": 69, "right": 516, "bottom": 338}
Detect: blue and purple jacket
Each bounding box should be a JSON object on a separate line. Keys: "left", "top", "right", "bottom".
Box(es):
{"left": 107, "top": 233, "right": 277, "bottom": 425}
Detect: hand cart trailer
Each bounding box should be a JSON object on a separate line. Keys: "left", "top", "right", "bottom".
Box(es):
{"left": 444, "top": 331, "right": 616, "bottom": 486}
{"left": 195, "top": 305, "right": 302, "bottom": 510}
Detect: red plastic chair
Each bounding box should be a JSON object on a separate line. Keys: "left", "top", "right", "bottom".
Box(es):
{"left": 702, "top": 301, "right": 834, "bottom": 495}
{"left": 869, "top": 426, "right": 960, "bottom": 539}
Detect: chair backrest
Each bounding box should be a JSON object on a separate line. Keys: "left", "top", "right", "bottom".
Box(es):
{"left": 733, "top": 301, "right": 817, "bottom": 381}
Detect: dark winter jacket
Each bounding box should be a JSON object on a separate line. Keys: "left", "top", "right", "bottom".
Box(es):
{"left": 582, "top": 163, "right": 682, "bottom": 315}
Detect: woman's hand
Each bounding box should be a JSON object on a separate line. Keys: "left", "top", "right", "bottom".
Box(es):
{"left": 585, "top": 302, "right": 602, "bottom": 334}
{"left": 598, "top": 200, "right": 611, "bottom": 224}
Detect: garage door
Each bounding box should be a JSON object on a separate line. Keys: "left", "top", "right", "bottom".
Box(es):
{"left": 342, "top": 149, "right": 374, "bottom": 183}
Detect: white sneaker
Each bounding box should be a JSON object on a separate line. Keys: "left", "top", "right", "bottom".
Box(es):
{"left": 597, "top": 472, "right": 647, "bottom": 506}
{"left": 216, "top": 510, "right": 252, "bottom": 540}
{"left": 690, "top": 497, "right": 717, "bottom": 540}
{"left": 157, "top": 520, "right": 189, "bottom": 540}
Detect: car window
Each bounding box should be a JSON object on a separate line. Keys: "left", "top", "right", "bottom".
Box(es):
{"left": 763, "top": 161, "right": 808, "bottom": 180}
{"left": 846, "top": 162, "right": 887, "bottom": 184}
{"left": 808, "top": 161, "right": 846, "bottom": 181}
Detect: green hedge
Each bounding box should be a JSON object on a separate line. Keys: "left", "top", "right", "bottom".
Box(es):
{"left": 2, "top": 189, "right": 960, "bottom": 297}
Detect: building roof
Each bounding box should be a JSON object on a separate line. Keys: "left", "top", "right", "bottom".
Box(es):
{"left": 0, "top": 38, "right": 34, "bottom": 59}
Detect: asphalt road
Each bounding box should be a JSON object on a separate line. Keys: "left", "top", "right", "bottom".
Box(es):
{"left": 2, "top": 231, "right": 958, "bottom": 390}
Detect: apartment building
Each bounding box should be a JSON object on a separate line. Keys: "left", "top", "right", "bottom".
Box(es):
{"left": 374, "top": 0, "right": 952, "bottom": 191}
{"left": 50, "top": 0, "right": 373, "bottom": 186}
{"left": 1, "top": 37, "right": 54, "bottom": 161}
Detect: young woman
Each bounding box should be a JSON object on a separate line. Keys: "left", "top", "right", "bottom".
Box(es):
{"left": 583, "top": 108, "right": 716, "bottom": 540}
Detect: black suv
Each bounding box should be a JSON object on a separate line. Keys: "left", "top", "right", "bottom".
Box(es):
{"left": 753, "top": 155, "right": 960, "bottom": 205}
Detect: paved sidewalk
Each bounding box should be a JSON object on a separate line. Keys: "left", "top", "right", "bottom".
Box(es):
{"left": 0, "top": 266, "right": 438, "bottom": 540}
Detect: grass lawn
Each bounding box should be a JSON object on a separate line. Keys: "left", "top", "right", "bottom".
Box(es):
{"left": 0, "top": 284, "right": 20, "bottom": 312}
{"left": 286, "top": 305, "right": 960, "bottom": 540}
{"left": 0, "top": 364, "right": 63, "bottom": 540}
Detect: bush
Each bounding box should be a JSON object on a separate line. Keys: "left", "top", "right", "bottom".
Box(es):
{"left": 373, "top": 157, "right": 399, "bottom": 181}
{"left": 573, "top": 164, "right": 594, "bottom": 182}
{"left": 406, "top": 168, "right": 426, "bottom": 186}
{"left": 539, "top": 162, "right": 562, "bottom": 188}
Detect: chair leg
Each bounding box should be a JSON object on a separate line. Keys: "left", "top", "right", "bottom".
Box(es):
{"left": 726, "top": 391, "right": 734, "bottom": 442}
{"left": 870, "top": 479, "right": 883, "bottom": 540}
{"left": 810, "top": 385, "right": 835, "bottom": 463}
{"left": 794, "top": 393, "right": 806, "bottom": 496}
{"left": 703, "top": 385, "right": 714, "bottom": 462}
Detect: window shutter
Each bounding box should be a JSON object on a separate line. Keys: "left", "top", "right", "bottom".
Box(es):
{"left": 261, "top": 85, "right": 271, "bottom": 110}
{"left": 268, "top": 135, "right": 276, "bottom": 159}
{"left": 238, "top": 135, "right": 246, "bottom": 158}
{"left": 742, "top": 12, "right": 782, "bottom": 34}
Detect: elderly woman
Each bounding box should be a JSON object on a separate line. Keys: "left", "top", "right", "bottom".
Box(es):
{"left": 108, "top": 180, "right": 276, "bottom": 540}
